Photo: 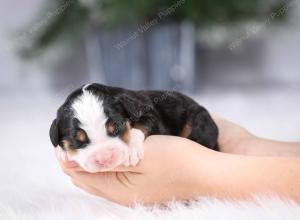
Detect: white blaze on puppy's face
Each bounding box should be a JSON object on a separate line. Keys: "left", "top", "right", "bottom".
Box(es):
{"left": 69, "top": 87, "right": 128, "bottom": 172}
{"left": 72, "top": 88, "right": 106, "bottom": 142}
{"left": 66, "top": 85, "right": 145, "bottom": 172}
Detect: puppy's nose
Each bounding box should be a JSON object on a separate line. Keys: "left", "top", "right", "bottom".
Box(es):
{"left": 94, "top": 149, "right": 116, "bottom": 166}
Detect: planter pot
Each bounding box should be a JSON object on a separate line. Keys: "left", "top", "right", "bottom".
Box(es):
{"left": 85, "top": 21, "right": 196, "bottom": 92}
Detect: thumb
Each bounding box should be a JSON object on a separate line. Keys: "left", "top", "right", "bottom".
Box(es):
{"left": 71, "top": 171, "right": 122, "bottom": 195}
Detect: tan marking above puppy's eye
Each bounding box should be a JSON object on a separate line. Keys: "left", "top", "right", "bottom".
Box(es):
{"left": 76, "top": 130, "right": 87, "bottom": 142}
{"left": 179, "top": 123, "right": 192, "bottom": 138}
{"left": 121, "top": 120, "right": 132, "bottom": 143}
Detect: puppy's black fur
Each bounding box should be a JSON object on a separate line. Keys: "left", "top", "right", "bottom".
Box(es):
{"left": 50, "top": 83, "right": 219, "bottom": 151}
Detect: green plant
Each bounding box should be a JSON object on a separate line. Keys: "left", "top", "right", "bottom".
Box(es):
{"left": 23, "top": 0, "right": 287, "bottom": 56}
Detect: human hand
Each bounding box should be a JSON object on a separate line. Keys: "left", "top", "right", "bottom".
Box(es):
{"left": 212, "top": 113, "right": 300, "bottom": 156}
{"left": 56, "top": 114, "right": 254, "bottom": 206}
{"left": 56, "top": 113, "right": 300, "bottom": 206}
{"left": 56, "top": 121, "right": 300, "bottom": 206}
{"left": 57, "top": 135, "right": 216, "bottom": 206}
{"left": 211, "top": 113, "right": 254, "bottom": 154}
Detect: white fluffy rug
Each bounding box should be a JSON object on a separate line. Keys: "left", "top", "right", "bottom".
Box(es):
{"left": 1, "top": 187, "right": 300, "bottom": 220}
{"left": 0, "top": 86, "right": 299, "bottom": 219}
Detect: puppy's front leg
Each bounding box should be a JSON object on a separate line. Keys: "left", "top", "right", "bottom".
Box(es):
{"left": 123, "top": 128, "right": 145, "bottom": 166}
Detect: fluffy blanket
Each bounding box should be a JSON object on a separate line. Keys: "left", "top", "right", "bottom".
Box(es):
{"left": 1, "top": 187, "right": 300, "bottom": 220}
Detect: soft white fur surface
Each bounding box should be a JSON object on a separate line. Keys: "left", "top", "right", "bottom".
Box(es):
{"left": 1, "top": 189, "right": 300, "bottom": 220}
{"left": 0, "top": 87, "right": 299, "bottom": 219}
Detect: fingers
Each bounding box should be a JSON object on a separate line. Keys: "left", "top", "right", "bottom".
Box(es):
{"left": 56, "top": 158, "right": 122, "bottom": 197}
{"left": 53, "top": 146, "right": 135, "bottom": 204}
{"left": 70, "top": 171, "right": 117, "bottom": 186}
{"left": 70, "top": 171, "right": 137, "bottom": 206}
{"left": 60, "top": 160, "right": 84, "bottom": 175}
{"left": 54, "top": 147, "right": 84, "bottom": 171}
{"left": 59, "top": 159, "right": 78, "bottom": 168}
{"left": 70, "top": 171, "right": 125, "bottom": 197}
{"left": 60, "top": 166, "right": 119, "bottom": 197}
{"left": 70, "top": 175, "right": 135, "bottom": 207}
{"left": 110, "top": 164, "right": 141, "bottom": 172}
{"left": 71, "top": 177, "right": 104, "bottom": 197}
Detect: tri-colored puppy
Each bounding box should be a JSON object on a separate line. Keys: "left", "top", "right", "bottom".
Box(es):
{"left": 50, "top": 83, "right": 218, "bottom": 172}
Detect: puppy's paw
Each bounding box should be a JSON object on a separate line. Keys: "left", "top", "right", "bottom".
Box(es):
{"left": 125, "top": 143, "right": 143, "bottom": 166}
{"left": 123, "top": 128, "right": 145, "bottom": 166}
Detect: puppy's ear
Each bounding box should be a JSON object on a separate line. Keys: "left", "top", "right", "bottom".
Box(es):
{"left": 118, "top": 94, "right": 152, "bottom": 121}
{"left": 50, "top": 119, "right": 59, "bottom": 147}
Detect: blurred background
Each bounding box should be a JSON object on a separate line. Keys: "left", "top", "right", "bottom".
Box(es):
{"left": 1, "top": 0, "right": 299, "bottom": 138}
{"left": 1, "top": 0, "right": 300, "bottom": 210}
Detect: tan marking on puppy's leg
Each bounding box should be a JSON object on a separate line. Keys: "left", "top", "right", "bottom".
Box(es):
{"left": 62, "top": 139, "right": 78, "bottom": 156}
{"left": 179, "top": 123, "right": 192, "bottom": 138}
{"left": 62, "top": 139, "right": 71, "bottom": 149}
{"left": 121, "top": 121, "right": 131, "bottom": 144}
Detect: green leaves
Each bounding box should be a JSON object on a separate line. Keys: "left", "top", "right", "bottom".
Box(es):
{"left": 22, "top": 0, "right": 287, "bottom": 56}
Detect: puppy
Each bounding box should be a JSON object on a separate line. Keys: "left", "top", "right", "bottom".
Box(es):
{"left": 50, "top": 83, "right": 218, "bottom": 172}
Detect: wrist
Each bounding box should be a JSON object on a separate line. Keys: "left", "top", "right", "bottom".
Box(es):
{"left": 220, "top": 131, "right": 257, "bottom": 155}
{"left": 232, "top": 134, "right": 260, "bottom": 155}
{"left": 183, "top": 146, "right": 222, "bottom": 199}
{"left": 187, "top": 150, "right": 251, "bottom": 200}
{"left": 212, "top": 114, "right": 255, "bottom": 154}
{"left": 177, "top": 136, "right": 300, "bottom": 202}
